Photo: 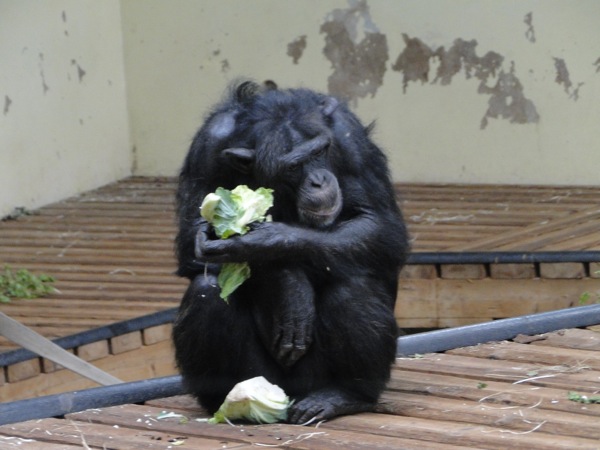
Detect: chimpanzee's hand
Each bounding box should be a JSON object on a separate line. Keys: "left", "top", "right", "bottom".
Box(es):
{"left": 198, "top": 222, "right": 299, "bottom": 263}
{"left": 193, "top": 219, "right": 213, "bottom": 261}
{"left": 252, "top": 267, "right": 315, "bottom": 368}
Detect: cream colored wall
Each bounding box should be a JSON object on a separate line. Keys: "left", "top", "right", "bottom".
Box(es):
{"left": 2, "top": 1, "right": 599, "bottom": 218}
{"left": 122, "top": 0, "right": 600, "bottom": 186}
{"left": 0, "top": 0, "right": 131, "bottom": 218}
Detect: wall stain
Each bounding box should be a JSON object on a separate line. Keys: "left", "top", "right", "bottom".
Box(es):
{"left": 553, "top": 58, "right": 572, "bottom": 93}
{"left": 62, "top": 10, "right": 69, "bottom": 37}
{"left": 553, "top": 57, "right": 583, "bottom": 101}
{"left": 595, "top": 57, "right": 600, "bottom": 73}
{"left": 434, "top": 38, "right": 503, "bottom": 86}
{"left": 287, "top": 35, "right": 307, "bottom": 64}
{"left": 392, "top": 35, "right": 537, "bottom": 129}
{"left": 321, "top": 0, "right": 388, "bottom": 104}
{"left": 221, "top": 59, "right": 230, "bottom": 73}
{"left": 479, "top": 63, "right": 540, "bottom": 129}
{"left": 524, "top": 12, "right": 536, "bottom": 43}
{"left": 3, "top": 96, "right": 12, "bottom": 116}
{"left": 391, "top": 34, "right": 433, "bottom": 92}
{"left": 39, "top": 53, "right": 49, "bottom": 94}
{"left": 71, "top": 59, "right": 86, "bottom": 83}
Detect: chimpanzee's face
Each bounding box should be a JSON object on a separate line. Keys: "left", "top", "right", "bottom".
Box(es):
{"left": 267, "top": 134, "right": 342, "bottom": 228}
{"left": 214, "top": 88, "right": 344, "bottom": 228}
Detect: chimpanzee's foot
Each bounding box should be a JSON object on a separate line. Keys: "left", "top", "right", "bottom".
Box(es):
{"left": 287, "top": 388, "right": 374, "bottom": 424}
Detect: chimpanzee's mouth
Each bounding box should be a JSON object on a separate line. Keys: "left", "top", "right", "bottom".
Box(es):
{"left": 298, "top": 198, "right": 342, "bottom": 228}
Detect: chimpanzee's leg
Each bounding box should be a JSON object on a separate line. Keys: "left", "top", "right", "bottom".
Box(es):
{"left": 287, "top": 276, "right": 398, "bottom": 424}
{"left": 172, "top": 273, "right": 281, "bottom": 413}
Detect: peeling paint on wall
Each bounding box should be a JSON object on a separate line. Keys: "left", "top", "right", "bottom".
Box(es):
{"left": 321, "top": 0, "right": 388, "bottom": 103}
{"left": 479, "top": 63, "right": 540, "bottom": 129}
{"left": 3, "top": 96, "right": 12, "bottom": 116}
{"left": 553, "top": 58, "right": 572, "bottom": 93}
{"left": 391, "top": 34, "right": 538, "bottom": 129}
{"left": 524, "top": 12, "right": 536, "bottom": 43}
{"left": 287, "top": 35, "right": 307, "bottom": 64}
{"left": 392, "top": 36, "right": 503, "bottom": 91}
{"left": 553, "top": 57, "right": 584, "bottom": 101}
{"left": 434, "top": 39, "right": 503, "bottom": 86}
{"left": 391, "top": 34, "right": 433, "bottom": 92}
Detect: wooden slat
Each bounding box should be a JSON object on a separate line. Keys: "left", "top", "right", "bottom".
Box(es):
{"left": 2, "top": 326, "right": 599, "bottom": 449}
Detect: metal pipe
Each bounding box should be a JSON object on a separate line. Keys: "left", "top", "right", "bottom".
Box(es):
{"left": 2, "top": 304, "right": 599, "bottom": 425}
{"left": 0, "top": 375, "right": 184, "bottom": 426}
{"left": 407, "top": 251, "right": 600, "bottom": 265}
{"left": 397, "top": 303, "right": 600, "bottom": 356}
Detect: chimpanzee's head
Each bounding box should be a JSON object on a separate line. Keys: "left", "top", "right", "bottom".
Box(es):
{"left": 211, "top": 82, "right": 344, "bottom": 228}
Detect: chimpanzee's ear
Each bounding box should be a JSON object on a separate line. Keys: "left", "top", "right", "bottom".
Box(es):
{"left": 221, "top": 148, "right": 255, "bottom": 173}
{"left": 235, "top": 81, "right": 261, "bottom": 103}
{"left": 320, "top": 96, "right": 339, "bottom": 117}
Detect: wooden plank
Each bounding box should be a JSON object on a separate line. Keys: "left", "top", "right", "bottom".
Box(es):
{"left": 389, "top": 368, "right": 600, "bottom": 416}
{"left": 440, "top": 264, "right": 486, "bottom": 279}
{"left": 0, "top": 435, "right": 81, "bottom": 449}
{"left": 0, "top": 417, "right": 249, "bottom": 450}
{"left": 324, "top": 412, "right": 600, "bottom": 450}
{"left": 110, "top": 331, "right": 143, "bottom": 355}
{"left": 447, "top": 341, "right": 600, "bottom": 372}
{"left": 395, "top": 351, "right": 600, "bottom": 392}
{"left": 67, "top": 403, "right": 476, "bottom": 450}
{"left": 376, "top": 391, "right": 600, "bottom": 439}
{"left": 400, "top": 265, "right": 438, "bottom": 279}
{"left": 6, "top": 359, "right": 40, "bottom": 383}
{"left": 0, "top": 340, "right": 176, "bottom": 400}
{"left": 77, "top": 340, "right": 110, "bottom": 362}
{"left": 445, "top": 207, "right": 600, "bottom": 251}
{"left": 539, "top": 263, "right": 586, "bottom": 279}
{"left": 142, "top": 324, "right": 172, "bottom": 345}
{"left": 396, "top": 278, "right": 600, "bottom": 321}
{"left": 490, "top": 263, "right": 536, "bottom": 279}
{"left": 527, "top": 329, "right": 600, "bottom": 351}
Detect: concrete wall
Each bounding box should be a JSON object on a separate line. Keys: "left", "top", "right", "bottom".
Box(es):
{"left": 122, "top": 0, "right": 600, "bottom": 186}
{"left": 0, "top": 0, "right": 131, "bottom": 218}
{"left": 2, "top": 0, "right": 599, "bottom": 217}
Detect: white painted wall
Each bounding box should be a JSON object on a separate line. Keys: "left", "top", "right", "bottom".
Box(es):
{"left": 2, "top": 0, "right": 599, "bottom": 218}
{"left": 0, "top": 0, "right": 131, "bottom": 218}
{"left": 121, "top": 0, "right": 600, "bottom": 186}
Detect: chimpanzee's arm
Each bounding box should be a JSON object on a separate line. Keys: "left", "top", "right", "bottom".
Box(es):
{"left": 197, "top": 210, "right": 406, "bottom": 269}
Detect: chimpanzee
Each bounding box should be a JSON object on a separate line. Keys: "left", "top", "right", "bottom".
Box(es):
{"left": 173, "top": 81, "right": 409, "bottom": 424}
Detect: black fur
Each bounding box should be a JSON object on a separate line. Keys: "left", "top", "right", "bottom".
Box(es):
{"left": 173, "top": 81, "right": 409, "bottom": 424}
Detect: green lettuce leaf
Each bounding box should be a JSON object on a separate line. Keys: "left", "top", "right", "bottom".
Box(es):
{"left": 199, "top": 185, "right": 273, "bottom": 301}
{"left": 217, "top": 262, "right": 251, "bottom": 299}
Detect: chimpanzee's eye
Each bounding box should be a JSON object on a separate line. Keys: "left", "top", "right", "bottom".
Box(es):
{"left": 287, "top": 162, "right": 302, "bottom": 173}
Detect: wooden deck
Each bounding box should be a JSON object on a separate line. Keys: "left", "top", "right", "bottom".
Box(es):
{"left": 1, "top": 325, "right": 599, "bottom": 449}
{"left": 0, "top": 177, "right": 598, "bottom": 345}
{"left": 1, "top": 177, "right": 599, "bottom": 399}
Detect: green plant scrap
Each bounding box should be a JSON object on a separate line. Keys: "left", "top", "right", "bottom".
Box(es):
{"left": 568, "top": 391, "right": 600, "bottom": 404}
{"left": 0, "top": 266, "right": 57, "bottom": 303}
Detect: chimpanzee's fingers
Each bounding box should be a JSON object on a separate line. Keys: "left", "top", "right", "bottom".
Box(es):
{"left": 276, "top": 318, "right": 311, "bottom": 368}
{"left": 201, "top": 237, "right": 244, "bottom": 262}
{"left": 193, "top": 221, "right": 211, "bottom": 260}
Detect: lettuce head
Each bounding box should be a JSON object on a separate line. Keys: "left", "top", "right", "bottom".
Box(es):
{"left": 208, "top": 376, "right": 292, "bottom": 424}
